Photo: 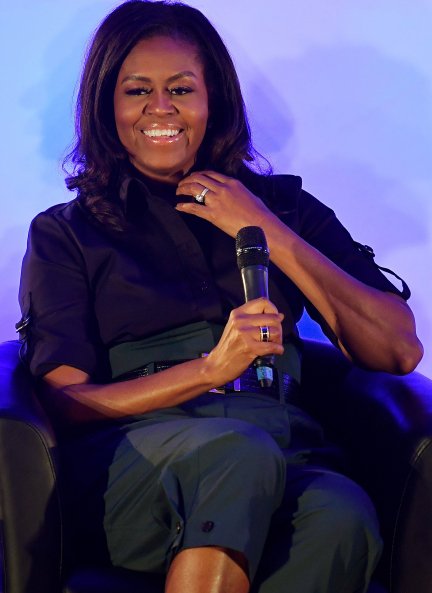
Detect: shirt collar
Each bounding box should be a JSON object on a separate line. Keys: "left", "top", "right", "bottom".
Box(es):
{"left": 118, "top": 170, "right": 150, "bottom": 206}
{"left": 118, "top": 165, "right": 179, "bottom": 212}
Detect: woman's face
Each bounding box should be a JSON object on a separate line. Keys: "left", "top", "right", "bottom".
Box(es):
{"left": 114, "top": 36, "right": 209, "bottom": 183}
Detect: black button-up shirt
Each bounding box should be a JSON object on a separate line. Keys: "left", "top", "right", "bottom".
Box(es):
{"left": 19, "top": 168, "right": 404, "bottom": 379}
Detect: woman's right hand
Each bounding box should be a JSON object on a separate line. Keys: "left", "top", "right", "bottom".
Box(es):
{"left": 41, "top": 298, "right": 284, "bottom": 423}
{"left": 203, "top": 298, "right": 284, "bottom": 388}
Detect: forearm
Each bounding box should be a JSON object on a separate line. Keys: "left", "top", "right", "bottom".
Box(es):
{"left": 264, "top": 216, "right": 423, "bottom": 374}
{"left": 44, "top": 356, "right": 216, "bottom": 424}
{"left": 42, "top": 300, "right": 285, "bottom": 424}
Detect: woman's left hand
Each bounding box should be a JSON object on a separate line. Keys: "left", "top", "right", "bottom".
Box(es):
{"left": 175, "top": 170, "right": 277, "bottom": 237}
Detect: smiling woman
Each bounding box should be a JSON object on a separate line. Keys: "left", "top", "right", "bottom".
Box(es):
{"left": 17, "top": 1, "right": 422, "bottom": 593}
{"left": 114, "top": 36, "right": 209, "bottom": 183}
{"left": 62, "top": 0, "right": 253, "bottom": 232}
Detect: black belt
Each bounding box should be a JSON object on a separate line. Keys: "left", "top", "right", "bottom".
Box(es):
{"left": 115, "top": 359, "right": 299, "bottom": 403}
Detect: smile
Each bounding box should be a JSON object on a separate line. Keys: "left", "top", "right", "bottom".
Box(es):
{"left": 141, "top": 128, "right": 182, "bottom": 137}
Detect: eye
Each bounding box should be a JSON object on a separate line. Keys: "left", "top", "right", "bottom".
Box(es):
{"left": 125, "top": 87, "right": 151, "bottom": 96}
{"left": 170, "top": 86, "right": 193, "bottom": 96}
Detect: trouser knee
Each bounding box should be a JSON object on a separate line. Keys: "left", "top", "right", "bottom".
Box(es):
{"left": 292, "top": 472, "right": 382, "bottom": 591}
{"left": 318, "top": 479, "right": 382, "bottom": 560}
{"left": 178, "top": 418, "right": 287, "bottom": 506}
{"left": 168, "top": 419, "right": 287, "bottom": 578}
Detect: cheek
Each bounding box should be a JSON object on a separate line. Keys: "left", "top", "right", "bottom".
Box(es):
{"left": 191, "top": 107, "right": 209, "bottom": 141}
{"left": 114, "top": 97, "right": 137, "bottom": 137}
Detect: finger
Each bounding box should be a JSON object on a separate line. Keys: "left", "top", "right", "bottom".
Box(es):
{"left": 247, "top": 334, "right": 285, "bottom": 355}
{"left": 257, "top": 340, "right": 285, "bottom": 354}
{"left": 244, "top": 326, "right": 283, "bottom": 347}
{"left": 178, "top": 172, "right": 224, "bottom": 193}
{"left": 224, "top": 323, "right": 284, "bottom": 357}
{"left": 175, "top": 201, "right": 213, "bottom": 220}
{"left": 190, "top": 170, "right": 231, "bottom": 184}
{"left": 234, "top": 314, "right": 284, "bottom": 335}
{"left": 259, "top": 342, "right": 285, "bottom": 356}
{"left": 236, "top": 297, "right": 281, "bottom": 316}
{"left": 176, "top": 182, "right": 215, "bottom": 202}
{"left": 229, "top": 313, "right": 284, "bottom": 345}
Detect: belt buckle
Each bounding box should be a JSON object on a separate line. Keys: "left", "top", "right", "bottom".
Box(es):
{"left": 209, "top": 386, "right": 226, "bottom": 394}
{"left": 222, "top": 377, "right": 242, "bottom": 395}
{"left": 209, "top": 379, "right": 241, "bottom": 395}
{"left": 233, "top": 377, "right": 242, "bottom": 392}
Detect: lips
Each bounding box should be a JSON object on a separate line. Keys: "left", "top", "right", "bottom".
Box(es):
{"left": 141, "top": 128, "right": 182, "bottom": 138}
{"left": 139, "top": 121, "right": 185, "bottom": 141}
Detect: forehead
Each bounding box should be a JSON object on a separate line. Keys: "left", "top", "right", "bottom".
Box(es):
{"left": 118, "top": 35, "right": 204, "bottom": 78}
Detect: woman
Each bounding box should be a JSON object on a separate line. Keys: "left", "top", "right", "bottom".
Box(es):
{"left": 18, "top": 1, "right": 423, "bottom": 592}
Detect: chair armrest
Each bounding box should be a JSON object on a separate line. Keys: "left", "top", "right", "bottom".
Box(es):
{"left": 300, "top": 339, "right": 432, "bottom": 593}
{"left": 0, "top": 341, "right": 63, "bottom": 593}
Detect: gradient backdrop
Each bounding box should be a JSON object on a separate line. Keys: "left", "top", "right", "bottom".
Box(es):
{"left": 1, "top": 1, "right": 430, "bottom": 377}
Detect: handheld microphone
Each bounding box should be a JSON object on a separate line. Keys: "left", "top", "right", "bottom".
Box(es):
{"left": 236, "top": 226, "right": 274, "bottom": 388}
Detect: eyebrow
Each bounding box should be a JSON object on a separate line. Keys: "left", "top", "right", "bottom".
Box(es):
{"left": 120, "top": 71, "right": 198, "bottom": 84}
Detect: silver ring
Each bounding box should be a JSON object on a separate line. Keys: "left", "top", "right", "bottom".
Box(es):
{"left": 194, "top": 187, "right": 209, "bottom": 205}
{"left": 259, "top": 326, "right": 270, "bottom": 342}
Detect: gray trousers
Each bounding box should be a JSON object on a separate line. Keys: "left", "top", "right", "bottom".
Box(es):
{"left": 64, "top": 393, "right": 382, "bottom": 593}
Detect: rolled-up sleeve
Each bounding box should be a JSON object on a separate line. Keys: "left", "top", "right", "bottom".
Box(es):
{"left": 297, "top": 190, "right": 407, "bottom": 298}
{"left": 19, "top": 209, "right": 106, "bottom": 379}
{"left": 287, "top": 188, "right": 409, "bottom": 338}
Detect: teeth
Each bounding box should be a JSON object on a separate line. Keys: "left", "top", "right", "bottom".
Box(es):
{"left": 142, "top": 129, "right": 180, "bottom": 137}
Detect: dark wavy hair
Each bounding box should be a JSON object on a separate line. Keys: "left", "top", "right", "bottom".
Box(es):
{"left": 64, "top": 0, "right": 261, "bottom": 230}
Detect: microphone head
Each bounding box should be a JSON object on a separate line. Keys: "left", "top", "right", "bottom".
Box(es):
{"left": 236, "top": 226, "right": 269, "bottom": 269}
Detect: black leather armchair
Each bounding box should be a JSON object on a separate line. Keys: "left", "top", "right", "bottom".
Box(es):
{"left": 1, "top": 338, "right": 432, "bottom": 593}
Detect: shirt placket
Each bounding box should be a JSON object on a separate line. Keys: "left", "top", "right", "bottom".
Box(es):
{"left": 146, "top": 197, "right": 223, "bottom": 322}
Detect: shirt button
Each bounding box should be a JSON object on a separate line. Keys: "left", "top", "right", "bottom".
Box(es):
{"left": 175, "top": 522, "right": 182, "bottom": 534}
{"left": 201, "top": 521, "right": 214, "bottom": 532}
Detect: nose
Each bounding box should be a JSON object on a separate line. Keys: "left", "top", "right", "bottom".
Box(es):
{"left": 144, "top": 90, "right": 176, "bottom": 115}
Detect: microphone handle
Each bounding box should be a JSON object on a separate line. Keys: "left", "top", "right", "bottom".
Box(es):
{"left": 240, "top": 265, "right": 275, "bottom": 387}
{"left": 240, "top": 265, "right": 269, "bottom": 301}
